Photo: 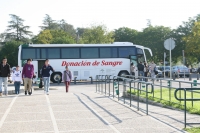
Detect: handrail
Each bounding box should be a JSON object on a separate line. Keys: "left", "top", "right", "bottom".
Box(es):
{"left": 174, "top": 88, "right": 200, "bottom": 128}
{"left": 174, "top": 88, "right": 200, "bottom": 101}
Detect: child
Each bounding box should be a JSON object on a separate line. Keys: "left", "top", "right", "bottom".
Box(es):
{"left": 62, "top": 66, "right": 72, "bottom": 93}
{"left": 12, "top": 66, "right": 22, "bottom": 94}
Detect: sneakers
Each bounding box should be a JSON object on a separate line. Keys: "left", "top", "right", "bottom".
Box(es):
{"left": 28, "top": 92, "right": 31, "bottom": 95}
{"left": 25, "top": 91, "right": 27, "bottom": 95}
{"left": 47, "top": 92, "right": 49, "bottom": 95}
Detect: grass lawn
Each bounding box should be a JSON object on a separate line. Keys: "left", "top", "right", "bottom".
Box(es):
{"left": 127, "top": 87, "right": 200, "bottom": 114}
{"left": 185, "top": 127, "right": 200, "bottom": 133}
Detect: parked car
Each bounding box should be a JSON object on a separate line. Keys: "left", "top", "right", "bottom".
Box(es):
{"left": 155, "top": 66, "right": 163, "bottom": 77}
{"left": 191, "top": 68, "right": 197, "bottom": 73}
{"left": 159, "top": 66, "right": 171, "bottom": 76}
{"left": 172, "top": 66, "right": 190, "bottom": 77}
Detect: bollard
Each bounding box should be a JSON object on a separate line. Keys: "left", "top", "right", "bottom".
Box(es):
{"left": 172, "top": 73, "right": 176, "bottom": 80}
{"left": 74, "top": 77, "right": 77, "bottom": 84}
{"left": 197, "top": 73, "right": 199, "bottom": 80}
{"left": 156, "top": 74, "right": 159, "bottom": 81}
{"left": 193, "top": 80, "right": 197, "bottom": 87}
{"left": 189, "top": 73, "right": 192, "bottom": 81}
{"left": 89, "top": 76, "right": 93, "bottom": 84}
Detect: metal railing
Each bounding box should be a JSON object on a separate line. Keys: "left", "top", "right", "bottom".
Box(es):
{"left": 174, "top": 88, "right": 200, "bottom": 128}
{"left": 95, "top": 75, "right": 153, "bottom": 115}
{"left": 96, "top": 74, "right": 200, "bottom": 128}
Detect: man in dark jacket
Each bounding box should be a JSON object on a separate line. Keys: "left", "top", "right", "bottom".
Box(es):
{"left": 41, "top": 59, "right": 54, "bottom": 95}
{"left": 0, "top": 58, "right": 11, "bottom": 96}
{"left": 137, "top": 62, "right": 144, "bottom": 81}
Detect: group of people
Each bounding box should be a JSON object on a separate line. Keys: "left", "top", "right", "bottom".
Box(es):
{"left": 0, "top": 58, "right": 72, "bottom": 96}
{"left": 130, "top": 61, "right": 157, "bottom": 81}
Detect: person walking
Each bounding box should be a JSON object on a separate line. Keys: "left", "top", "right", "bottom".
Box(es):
{"left": 130, "top": 62, "right": 135, "bottom": 78}
{"left": 0, "top": 58, "right": 11, "bottom": 96}
{"left": 22, "top": 58, "right": 35, "bottom": 95}
{"left": 62, "top": 66, "right": 72, "bottom": 93}
{"left": 138, "top": 61, "right": 144, "bottom": 81}
{"left": 41, "top": 59, "right": 55, "bottom": 95}
{"left": 12, "top": 66, "right": 22, "bottom": 94}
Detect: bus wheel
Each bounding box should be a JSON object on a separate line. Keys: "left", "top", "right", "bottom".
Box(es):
{"left": 51, "top": 72, "right": 62, "bottom": 83}
{"left": 118, "top": 71, "right": 129, "bottom": 77}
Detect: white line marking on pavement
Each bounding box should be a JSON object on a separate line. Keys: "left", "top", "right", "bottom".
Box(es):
{"left": 0, "top": 95, "right": 18, "bottom": 129}
{"left": 73, "top": 93, "right": 121, "bottom": 133}
{"left": 45, "top": 95, "right": 59, "bottom": 133}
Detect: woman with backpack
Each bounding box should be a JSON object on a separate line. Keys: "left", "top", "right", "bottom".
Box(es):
{"left": 62, "top": 66, "right": 73, "bottom": 93}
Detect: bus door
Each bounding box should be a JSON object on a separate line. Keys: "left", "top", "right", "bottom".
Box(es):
{"left": 38, "top": 60, "right": 45, "bottom": 78}
{"left": 129, "top": 55, "right": 138, "bottom": 77}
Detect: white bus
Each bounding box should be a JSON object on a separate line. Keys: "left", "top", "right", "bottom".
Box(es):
{"left": 18, "top": 42, "right": 152, "bottom": 83}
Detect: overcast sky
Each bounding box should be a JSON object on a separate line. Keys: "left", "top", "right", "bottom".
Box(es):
{"left": 0, "top": 0, "right": 200, "bottom": 35}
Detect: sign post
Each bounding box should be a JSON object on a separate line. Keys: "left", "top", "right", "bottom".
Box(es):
{"left": 182, "top": 50, "right": 185, "bottom": 80}
{"left": 164, "top": 52, "right": 166, "bottom": 79}
{"left": 164, "top": 38, "right": 175, "bottom": 79}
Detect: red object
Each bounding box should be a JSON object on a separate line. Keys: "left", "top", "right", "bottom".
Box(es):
{"left": 65, "top": 81, "right": 70, "bottom": 92}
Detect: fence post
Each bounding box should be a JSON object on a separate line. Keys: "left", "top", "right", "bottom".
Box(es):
{"left": 189, "top": 73, "right": 192, "bottom": 81}
{"left": 74, "top": 77, "right": 77, "bottom": 84}
{"left": 89, "top": 76, "right": 93, "bottom": 84}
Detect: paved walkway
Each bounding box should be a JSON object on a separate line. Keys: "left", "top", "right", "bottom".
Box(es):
{"left": 0, "top": 83, "right": 199, "bottom": 133}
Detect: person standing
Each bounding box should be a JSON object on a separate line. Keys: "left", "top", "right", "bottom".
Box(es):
{"left": 62, "top": 66, "right": 72, "bottom": 93}
{"left": 144, "top": 62, "right": 149, "bottom": 81}
{"left": 0, "top": 58, "right": 11, "bottom": 96}
{"left": 12, "top": 66, "right": 22, "bottom": 94}
{"left": 149, "top": 61, "right": 156, "bottom": 79}
{"left": 41, "top": 59, "right": 55, "bottom": 95}
{"left": 138, "top": 61, "right": 144, "bottom": 81}
{"left": 130, "top": 62, "right": 135, "bottom": 78}
{"left": 22, "top": 58, "right": 34, "bottom": 95}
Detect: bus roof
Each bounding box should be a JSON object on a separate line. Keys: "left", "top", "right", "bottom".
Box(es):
{"left": 25, "top": 42, "right": 145, "bottom": 48}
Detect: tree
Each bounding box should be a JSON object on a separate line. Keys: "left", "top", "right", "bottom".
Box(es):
{"left": 59, "top": 19, "right": 76, "bottom": 39}
{"left": 183, "top": 21, "right": 200, "bottom": 63}
{"left": 33, "top": 30, "right": 53, "bottom": 44}
{"left": 40, "top": 14, "right": 58, "bottom": 30}
{"left": 0, "top": 41, "right": 21, "bottom": 67}
{"left": 4, "top": 14, "right": 32, "bottom": 42}
{"left": 135, "top": 25, "right": 172, "bottom": 62}
{"left": 114, "top": 27, "right": 138, "bottom": 43}
{"left": 81, "top": 25, "right": 114, "bottom": 44}
{"left": 50, "top": 30, "right": 75, "bottom": 44}
{"left": 33, "top": 29, "right": 75, "bottom": 44}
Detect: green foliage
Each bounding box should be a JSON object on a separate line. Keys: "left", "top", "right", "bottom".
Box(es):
{"left": 81, "top": 25, "right": 114, "bottom": 44}
{"left": 114, "top": 27, "right": 138, "bottom": 42}
{"left": 0, "top": 41, "right": 21, "bottom": 67}
{"left": 33, "top": 30, "right": 53, "bottom": 44}
{"left": 183, "top": 21, "right": 200, "bottom": 63}
{"left": 33, "top": 29, "right": 75, "bottom": 44}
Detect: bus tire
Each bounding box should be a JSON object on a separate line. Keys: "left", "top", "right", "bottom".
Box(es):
{"left": 51, "top": 72, "right": 62, "bottom": 83}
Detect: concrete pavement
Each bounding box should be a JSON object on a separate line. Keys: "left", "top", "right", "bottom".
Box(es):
{"left": 0, "top": 82, "right": 199, "bottom": 133}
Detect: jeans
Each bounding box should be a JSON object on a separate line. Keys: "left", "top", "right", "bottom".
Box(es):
{"left": 139, "top": 71, "right": 144, "bottom": 81}
{"left": 14, "top": 81, "right": 21, "bottom": 94}
{"left": 0, "top": 77, "right": 8, "bottom": 94}
{"left": 43, "top": 77, "right": 50, "bottom": 93}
